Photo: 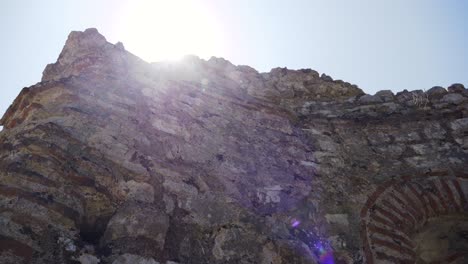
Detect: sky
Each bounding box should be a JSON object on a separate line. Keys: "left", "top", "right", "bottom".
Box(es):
{"left": 1, "top": 0, "right": 467, "bottom": 118}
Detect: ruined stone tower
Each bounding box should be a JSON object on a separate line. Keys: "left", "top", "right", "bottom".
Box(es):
{"left": 0, "top": 28, "right": 467, "bottom": 264}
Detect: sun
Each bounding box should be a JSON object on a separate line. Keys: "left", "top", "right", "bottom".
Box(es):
{"left": 119, "top": 0, "right": 223, "bottom": 62}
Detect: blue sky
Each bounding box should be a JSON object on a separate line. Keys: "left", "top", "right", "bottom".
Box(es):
{"left": 1, "top": 0, "right": 467, "bottom": 118}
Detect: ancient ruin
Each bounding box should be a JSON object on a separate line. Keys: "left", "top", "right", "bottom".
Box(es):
{"left": 0, "top": 28, "right": 467, "bottom": 263}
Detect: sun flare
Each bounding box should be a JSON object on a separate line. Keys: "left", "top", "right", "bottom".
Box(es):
{"left": 119, "top": 0, "right": 223, "bottom": 62}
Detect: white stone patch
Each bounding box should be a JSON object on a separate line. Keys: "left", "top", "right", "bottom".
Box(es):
{"left": 201, "top": 78, "right": 210, "bottom": 87}
{"left": 261, "top": 242, "right": 282, "bottom": 264}
{"left": 450, "top": 118, "right": 468, "bottom": 131}
{"left": 328, "top": 235, "right": 347, "bottom": 249}
{"left": 448, "top": 157, "right": 463, "bottom": 164}
{"left": 257, "top": 185, "right": 282, "bottom": 204}
{"left": 301, "top": 128, "right": 322, "bottom": 135}
{"left": 58, "top": 237, "right": 76, "bottom": 252}
{"left": 163, "top": 194, "right": 175, "bottom": 214}
{"left": 325, "top": 214, "right": 349, "bottom": 226}
{"left": 119, "top": 180, "right": 154, "bottom": 203}
{"left": 151, "top": 117, "right": 190, "bottom": 140}
{"left": 77, "top": 253, "right": 100, "bottom": 264}
{"left": 300, "top": 160, "right": 317, "bottom": 167}
{"left": 410, "top": 144, "right": 432, "bottom": 155}
{"left": 163, "top": 180, "right": 199, "bottom": 196}
{"left": 112, "top": 254, "right": 159, "bottom": 264}
{"left": 317, "top": 139, "right": 338, "bottom": 152}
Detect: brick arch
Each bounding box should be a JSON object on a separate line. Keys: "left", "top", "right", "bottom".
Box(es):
{"left": 360, "top": 175, "right": 468, "bottom": 264}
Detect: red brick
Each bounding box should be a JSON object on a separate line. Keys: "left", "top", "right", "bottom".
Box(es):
{"left": 430, "top": 181, "right": 449, "bottom": 213}
{"left": 425, "top": 192, "right": 441, "bottom": 216}
{"left": 360, "top": 221, "right": 374, "bottom": 264}
{"left": 381, "top": 199, "right": 416, "bottom": 228}
{"left": 440, "top": 179, "right": 461, "bottom": 212}
{"left": 375, "top": 251, "right": 414, "bottom": 264}
{"left": 361, "top": 186, "right": 388, "bottom": 218}
{"left": 388, "top": 192, "right": 420, "bottom": 224}
{"left": 0, "top": 235, "right": 34, "bottom": 263}
{"left": 407, "top": 183, "right": 430, "bottom": 220}
{"left": 445, "top": 251, "right": 465, "bottom": 262}
{"left": 374, "top": 206, "right": 411, "bottom": 232}
{"left": 452, "top": 179, "right": 467, "bottom": 211}
{"left": 394, "top": 185, "right": 424, "bottom": 221}
{"left": 0, "top": 185, "right": 80, "bottom": 223}
{"left": 367, "top": 223, "right": 414, "bottom": 248}
{"left": 411, "top": 181, "right": 438, "bottom": 216}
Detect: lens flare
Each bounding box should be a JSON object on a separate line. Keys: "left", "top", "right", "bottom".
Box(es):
{"left": 314, "top": 242, "right": 335, "bottom": 264}
{"left": 291, "top": 219, "right": 300, "bottom": 228}
{"left": 118, "top": 0, "right": 225, "bottom": 62}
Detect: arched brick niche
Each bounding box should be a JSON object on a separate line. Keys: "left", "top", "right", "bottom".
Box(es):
{"left": 360, "top": 175, "right": 468, "bottom": 263}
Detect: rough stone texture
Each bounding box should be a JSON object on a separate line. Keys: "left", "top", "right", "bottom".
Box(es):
{"left": 0, "top": 28, "right": 467, "bottom": 263}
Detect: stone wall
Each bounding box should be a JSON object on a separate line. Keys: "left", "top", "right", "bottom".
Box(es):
{"left": 0, "top": 28, "right": 466, "bottom": 263}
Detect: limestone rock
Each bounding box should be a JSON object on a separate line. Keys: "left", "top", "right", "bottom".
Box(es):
{"left": 112, "top": 254, "right": 159, "bottom": 264}
{"left": 358, "top": 94, "right": 383, "bottom": 104}
{"left": 375, "top": 89, "right": 395, "bottom": 101}
{"left": 426, "top": 86, "right": 447, "bottom": 98}
{"left": 320, "top": 73, "right": 333, "bottom": 82}
{"left": 78, "top": 254, "right": 101, "bottom": 264}
{"left": 441, "top": 93, "right": 466, "bottom": 104}
{"left": 102, "top": 203, "right": 169, "bottom": 256}
{"left": 448, "top": 83, "right": 465, "bottom": 93}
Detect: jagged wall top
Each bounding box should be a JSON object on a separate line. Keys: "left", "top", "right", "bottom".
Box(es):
{"left": 41, "top": 28, "right": 130, "bottom": 82}
{"left": 40, "top": 28, "right": 364, "bottom": 100}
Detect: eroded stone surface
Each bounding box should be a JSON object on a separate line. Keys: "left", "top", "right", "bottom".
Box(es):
{"left": 0, "top": 28, "right": 467, "bottom": 263}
